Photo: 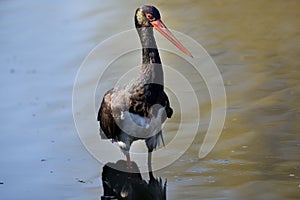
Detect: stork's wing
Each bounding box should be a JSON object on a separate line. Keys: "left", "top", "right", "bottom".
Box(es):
{"left": 97, "top": 89, "right": 120, "bottom": 140}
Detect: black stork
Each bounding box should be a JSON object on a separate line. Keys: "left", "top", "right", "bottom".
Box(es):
{"left": 97, "top": 5, "right": 192, "bottom": 180}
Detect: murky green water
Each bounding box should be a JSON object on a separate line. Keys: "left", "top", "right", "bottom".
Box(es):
{"left": 1, "top": 0, "right": 299, "bottom": 199}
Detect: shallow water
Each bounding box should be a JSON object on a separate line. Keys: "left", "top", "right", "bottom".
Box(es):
{"left": 1, "top": 0, "right": 299, "bottom": 199}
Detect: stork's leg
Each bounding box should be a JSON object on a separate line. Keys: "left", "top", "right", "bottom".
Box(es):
{"left": 146, "top": 132, "right": 161, "bottom": 181}
{"left": 148, "top": 150, "right": 155, "bottom": 181}
{"left": 118, "top": 132, "right": 133, "bottom": 180}
{"left": 125, "top": 152, "right": 131, "bottom": 180}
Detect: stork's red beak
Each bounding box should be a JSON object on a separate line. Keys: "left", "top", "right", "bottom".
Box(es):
{"left": 151, "top": 19, "right": 193, "bottom": 57}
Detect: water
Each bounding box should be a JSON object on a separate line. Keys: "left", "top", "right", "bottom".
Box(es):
{"left": 0, "top": 0, "right": 299, "bottom": 199}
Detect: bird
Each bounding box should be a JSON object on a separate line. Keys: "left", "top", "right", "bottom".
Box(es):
{"left": 97, "top": 5, "right": 192, "bottom": 180}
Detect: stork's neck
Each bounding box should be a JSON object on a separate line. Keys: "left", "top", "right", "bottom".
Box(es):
{"left": 137, "top": 27, "right": 164, "bottom": 87}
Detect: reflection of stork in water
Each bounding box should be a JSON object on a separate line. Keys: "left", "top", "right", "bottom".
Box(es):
{"left": 101, "top": 160, "right": 167, "bottom": 200}
{"left": 97, "top": 5, "right": 192, "bottom": 179}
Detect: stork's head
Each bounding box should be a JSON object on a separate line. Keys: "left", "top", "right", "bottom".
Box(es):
{"left": 135, "top": 5, "right": 192, "bottom": 57}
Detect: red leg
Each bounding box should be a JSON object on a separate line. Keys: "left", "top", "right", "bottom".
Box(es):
{"left": 148, "top": 151, "right": 155, "bottom": 181}
{"left": 125, "top": 152, "right": 131, "bottom": 180}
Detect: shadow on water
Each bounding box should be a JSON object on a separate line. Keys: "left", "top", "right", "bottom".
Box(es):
{"left": 101, "top": 160, "right": 166, "bottom": 200}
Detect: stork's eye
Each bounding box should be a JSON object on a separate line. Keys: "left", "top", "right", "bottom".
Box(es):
{"left": 146, "top": 13, "right": 155, "bottom": 21}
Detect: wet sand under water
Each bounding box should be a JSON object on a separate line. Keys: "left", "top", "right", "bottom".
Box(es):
{"left": 0, "top": 0, "right": 299, "bottom": 199}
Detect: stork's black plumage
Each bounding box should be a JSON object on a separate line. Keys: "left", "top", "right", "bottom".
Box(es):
{"left": 97, "top": 5, "right": 192, "bottom": 179}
